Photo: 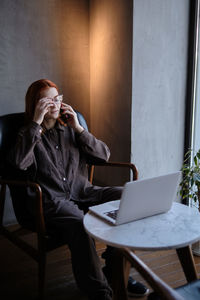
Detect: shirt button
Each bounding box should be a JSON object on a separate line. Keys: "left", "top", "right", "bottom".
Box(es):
{"left": 55, "top": 145, "right": 59, "bottom": 150}
{"left": 63, "top": 177, "right": 66, "bottom": 181}
{"left": 39, "top": 129, "right": 42, "bottom": 134}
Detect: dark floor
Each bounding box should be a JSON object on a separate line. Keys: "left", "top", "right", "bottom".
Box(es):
{"left": 0, "top": 230, "right": 200, "bottom": 300}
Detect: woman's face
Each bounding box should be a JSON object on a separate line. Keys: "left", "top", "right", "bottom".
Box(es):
{"left": 39, "top": 87, "right": 61, "bottom": 120}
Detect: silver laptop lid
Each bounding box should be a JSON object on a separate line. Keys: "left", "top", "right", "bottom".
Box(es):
{"left": 115, "top": 171, "right": 181, "bottom": 225}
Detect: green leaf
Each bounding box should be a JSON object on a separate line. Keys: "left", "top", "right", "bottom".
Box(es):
{"left": 194, "top": 156, "right": 198, "bottom": 166}
{"left": 179, "top": 148, "right": 200, "bottom": 204}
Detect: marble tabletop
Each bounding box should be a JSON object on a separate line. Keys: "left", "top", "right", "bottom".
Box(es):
{"left": 83, "top": 202, "right": 200, "bottom": 251}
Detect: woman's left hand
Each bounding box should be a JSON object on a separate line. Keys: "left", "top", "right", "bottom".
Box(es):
{"left": 60, "top": 103, "right": 84, "bottom": 134}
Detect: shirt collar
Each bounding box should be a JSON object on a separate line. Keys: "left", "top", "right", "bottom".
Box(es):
{"left": 55, "top": 120, "right": 65, "bottom": 131}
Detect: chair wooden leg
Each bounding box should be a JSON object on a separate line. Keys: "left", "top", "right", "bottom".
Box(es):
{"left": 111, "top": 249, "right": 131, "bottom": 300}
{"left": 38, "top": 254, "right": 46, "bottom": 300}
{"left": 176, "top": 245, "right": 198, "bottom": 282}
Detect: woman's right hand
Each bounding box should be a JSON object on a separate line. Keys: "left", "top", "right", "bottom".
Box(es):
{"left": 33, "top": 98, "right": 53, "bottom": 125}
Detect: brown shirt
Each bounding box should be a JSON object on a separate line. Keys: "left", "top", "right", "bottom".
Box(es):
{"left": 8, "top": 121, "right": 110, "bottom": 216}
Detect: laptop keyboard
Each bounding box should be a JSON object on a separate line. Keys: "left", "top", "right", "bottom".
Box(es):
{"left": 104, "top": 209, "right": 119, "bottom": 220}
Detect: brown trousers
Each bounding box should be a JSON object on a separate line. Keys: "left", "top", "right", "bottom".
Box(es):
{"left": 45, "top": 186, "right": 122, "bottom": 300}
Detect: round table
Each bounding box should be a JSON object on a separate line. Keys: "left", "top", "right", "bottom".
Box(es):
{"left": 84, "top": 202, "right": 200, "bottom": 250}
{"left": 84, "top": 202, "right": 200, "bottom": 300}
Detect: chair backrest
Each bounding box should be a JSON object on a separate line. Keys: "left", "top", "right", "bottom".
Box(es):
{"left": 0, "top": 111, "right": 88, "bottom": 229}
{"left": 0, "top": 113, "right": 25, "bottom": 176}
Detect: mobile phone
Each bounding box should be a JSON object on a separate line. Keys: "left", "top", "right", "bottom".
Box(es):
{"left": 60, "top": 108, "right": 69, "bottom": 123}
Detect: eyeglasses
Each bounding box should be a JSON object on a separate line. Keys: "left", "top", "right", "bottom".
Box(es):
{"left": 52, "top": 94, "right": 63, "bottom": 104}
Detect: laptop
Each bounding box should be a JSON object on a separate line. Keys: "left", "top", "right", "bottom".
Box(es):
{"left": 89, "top": 171, "right": 181, "bottom": 225}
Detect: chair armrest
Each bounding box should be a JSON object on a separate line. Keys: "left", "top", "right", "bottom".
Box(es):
{"left": 0, "top": 179, "right": 46, "bottom": 237}
{"left": 88, "top": 161, "right": 138, "bottom": 183}
{"left": 102, "top": 161, "right": 138, "bottom": 180}
{"left": 122, "top": 248, "right": 184, "bottom": 300}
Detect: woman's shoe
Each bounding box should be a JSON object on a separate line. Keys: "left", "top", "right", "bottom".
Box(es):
{"left": 127, "top": 276, "right": 149, "bottom": 297}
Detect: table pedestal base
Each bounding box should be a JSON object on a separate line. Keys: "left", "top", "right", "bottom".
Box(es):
{"left": 111, "top": 249, "right": 131, "bottom": 300}
{"left": 176, "top": 245, "right": 198, "bottom": 282}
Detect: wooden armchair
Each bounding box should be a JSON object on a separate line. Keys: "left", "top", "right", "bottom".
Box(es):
{"left": 0, "top": 112, "right": 138, "bottom": 299}
{"left": 122, "top": 248, "right": 200, "bottom": 300}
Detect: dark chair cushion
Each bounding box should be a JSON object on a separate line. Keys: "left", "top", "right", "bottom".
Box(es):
{"left": 77, "top": 111, "right": 88, "bottom": 131}
{"left": 148, "top": 280, "right": 200, "bottom": 300}
{"left": 0, "top": 113, "right": 34, "bottom": 229}
{"left": 0, "top": 112, "right": 25, "bottom": 175}
{"left": 176, "top": 280, "right": 200, "bottom": 300}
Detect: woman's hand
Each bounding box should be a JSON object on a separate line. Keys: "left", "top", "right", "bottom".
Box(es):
{"left": 60, "top": 103, "right": 84, "bottom": 134}
{"left": 33, "top": 98, "right": 54, "bottom": 125}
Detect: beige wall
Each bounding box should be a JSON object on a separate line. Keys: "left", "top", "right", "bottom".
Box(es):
{"left": 90, "top": 0, "right": 133, "bottom": 186}
{"left": 0, "top": 0, "right": 90, "bottom": 126}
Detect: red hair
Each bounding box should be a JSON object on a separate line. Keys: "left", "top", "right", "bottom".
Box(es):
{"left": 25, "top": 79, "right": 59, "bottom": 122}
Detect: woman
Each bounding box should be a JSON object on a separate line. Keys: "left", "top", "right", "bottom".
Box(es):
{"left": 8, "top": 79, "right": 118, "bottom": 300}
{"left": 8, "top": 79, "right": 148, "bottom": 299}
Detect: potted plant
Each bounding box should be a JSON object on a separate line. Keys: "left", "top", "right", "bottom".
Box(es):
{"left": 179, "top": 148, "right": 200, "bottom": 255}
{"left": 179, "top": 149, "right": 200, "bottom": 210}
